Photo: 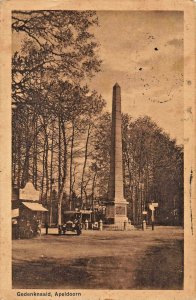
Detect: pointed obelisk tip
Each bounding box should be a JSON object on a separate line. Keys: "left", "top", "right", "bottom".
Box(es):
{"left": 113, "top": 82, "right": 120, "bottom": 89}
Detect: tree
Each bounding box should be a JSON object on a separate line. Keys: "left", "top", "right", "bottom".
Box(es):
{"left": 12, "top": 11, "right": 101, "bottom": 97}
{"left": 122, "top": 116, "right": 183, "bottom": 225}
{"left": 12, "top": 10, "right": 103, "bottom": 226}
{"left": 87, "top": 112, "right": 111, "bottom": 202}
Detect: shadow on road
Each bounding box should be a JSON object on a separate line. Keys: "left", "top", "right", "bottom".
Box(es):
{"left": 135, "top": 239, "right": 183, "bottom": 289}
{"left": 13, "top": 239, "right": 183, "bottom": 289}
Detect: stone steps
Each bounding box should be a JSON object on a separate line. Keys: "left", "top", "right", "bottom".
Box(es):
{"left": 103, "top": 224, "right": 135, "bottom": 231}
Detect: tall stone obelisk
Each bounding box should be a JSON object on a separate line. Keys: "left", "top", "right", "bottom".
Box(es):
{"left": 106, "top": 83, "right": 128, "bottom": 224}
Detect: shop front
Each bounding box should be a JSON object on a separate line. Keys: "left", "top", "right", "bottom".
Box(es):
{"left": 12, "top": 182, "right": 48, "bottom": 239}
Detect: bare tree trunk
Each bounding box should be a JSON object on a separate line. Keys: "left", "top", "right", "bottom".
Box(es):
{"left": 57, "top": 115, "right": 62, "bottom": 226}
{"left": 49, "top": 122, "right": 55, "bottom": 226}
{"left": 21, "top": 140, "right": 30, "bottom": 187}
{"left": 58, "top": 115, "right": 62, "bottom": 202}
{"left": 12, "top": 130, "right": 17, "bottom": 186}
{"left": 69, "top": 123, "right": 75, "bottom": 210}
{"left": 33, "top": 117, "right": 38, "bottom": 189}
{"left": 80, "top": 123, "right": 91, "bottom": 207}
{"left": 40, "top": 122, "right": 49, "bottom": 201}
{"left": 145, "top": 154, "right": 150, "bottom": 209}
{"left": 58, "top": 120, "right": 67, "bottom": 226}
{"left": 22, "top": 112, "right": 31, "bottom": 187}
{"left": 17, "top": 135, "right": 21, "bottom": 188}
{"left": 21, "top": 116, "right": 45, "bottom": 188}
{"left": 71, "top": 164, "right": 77, "bottom": 209}
{"left": 40, "top": 134, "right": 46, "bottom": 200}
{"left": 45, "top": 132, "right": 49, "bottom": 202}
{"left": 91, "top": 170, "right": 97, "bottom": 211}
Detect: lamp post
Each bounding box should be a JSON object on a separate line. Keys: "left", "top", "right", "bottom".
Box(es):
{"left": 139, "top": 182, "right": 145, "bottom": 227}
{"left": 149, "top": 202, "right": 159, "bottom": 230}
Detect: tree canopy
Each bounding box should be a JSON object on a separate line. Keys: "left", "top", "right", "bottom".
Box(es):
{"left": 12, "top": 11, "right": 183, "bottom": 226}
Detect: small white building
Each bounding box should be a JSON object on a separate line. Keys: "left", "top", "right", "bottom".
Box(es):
{"left": 12, "top": 182, "right": 48, "bottom": 239}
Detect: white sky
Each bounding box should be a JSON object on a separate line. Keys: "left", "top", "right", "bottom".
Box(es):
{"left": 89, "top": 11, "right": 184, "bottom": 145}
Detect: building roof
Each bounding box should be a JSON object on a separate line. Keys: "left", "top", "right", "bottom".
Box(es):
{"left": 63, "top": 210, "right": 92, "bottom": 214}
{"left": 20, "top": 182, "right": 40, "bottom": 201}
{"left": 22, "top": 202, "right": 48, "bottom": 212}
{"left": 12, "top": 208, "right": 19, "bottom": 218}
{"left": 80, "top": 210, "right": 92, "bottom": 214}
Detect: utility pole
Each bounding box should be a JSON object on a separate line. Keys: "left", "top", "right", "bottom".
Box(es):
{"left": 149, "top": 202, "right": 158, "bottom": 230}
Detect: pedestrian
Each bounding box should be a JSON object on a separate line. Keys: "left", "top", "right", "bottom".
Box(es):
{"left": 37, "top": 220, "right": 42, "bottom": 236}
{"left": 151, "top": 210, "right": 155, "bottom": 231}
{"left": 45, "top": 222, "right": 49, "bottom": 235}
{"left": 152, "top": 221, "right": 154, "bottom": 230}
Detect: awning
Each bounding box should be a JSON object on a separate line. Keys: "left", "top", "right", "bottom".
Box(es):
{"left": 12, "top": 208, "right": 19, "bottom": 218}
{"left": 63, "top": 210, "right": 92, "bottom": 214}
{"left": 80, "top": 210, "right": 92, "bottom": 214}
{"left": 64, "top": 211, "right": 79, "bottom": 214}
{"left": 22, "top": 202, "right": 48, "bottom": 212}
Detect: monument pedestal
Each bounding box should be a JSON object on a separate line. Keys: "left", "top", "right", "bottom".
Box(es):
{"left": 106, "top": 199, "right": 128, "bottom": 225}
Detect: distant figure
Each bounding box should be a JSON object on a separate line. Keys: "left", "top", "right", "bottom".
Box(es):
{"left": 37, "top": 220, "right": 42, "bottom": 236}
{"left": 152, "top": 221, "right": 155, "bottom": 231}
{"left": 45, "top": 223, "right": 49, "bottom": 235}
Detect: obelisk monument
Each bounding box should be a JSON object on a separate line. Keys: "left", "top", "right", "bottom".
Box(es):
{"left": 106, "top": 83, "right": 128, "bottom": 224}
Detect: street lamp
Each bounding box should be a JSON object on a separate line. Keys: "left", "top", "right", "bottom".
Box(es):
{"left": 139, "top": 182, "right": 145, "bottom": 226}
{"left": 148, "top": 202, "right": 159, "bottom": 230}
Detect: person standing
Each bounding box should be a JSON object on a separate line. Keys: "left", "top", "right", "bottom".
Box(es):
{"left": 37, "top": 220, "right": 42, "bottom": 236}
{"left": 45, "top": 222, "right": 49, "bottom": 235}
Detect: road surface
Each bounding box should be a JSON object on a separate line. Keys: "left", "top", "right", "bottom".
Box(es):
{"left": 12, "top": 226, "right": 183, "bottom": 289}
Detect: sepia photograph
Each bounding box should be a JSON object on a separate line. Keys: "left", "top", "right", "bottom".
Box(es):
{"left": 11, "top": 10, "right": 184, "bottom": 290}
{"left": 0, "top": 1, "right": 195, "bottom": 300}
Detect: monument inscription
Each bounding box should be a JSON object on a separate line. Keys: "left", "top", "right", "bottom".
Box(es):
{"left": 115, "top": 206, "right": 126, "bottom": 215}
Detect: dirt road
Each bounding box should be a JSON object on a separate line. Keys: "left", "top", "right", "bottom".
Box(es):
{"left": 12, "top": 227, "right": 183, "bottom": 289}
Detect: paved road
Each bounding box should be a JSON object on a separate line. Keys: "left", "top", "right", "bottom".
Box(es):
{"left": 12, "top": 226, "right": 183, "bottom": 289}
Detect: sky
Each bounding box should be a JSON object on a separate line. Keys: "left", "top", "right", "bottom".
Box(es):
{"left": 89, "top": 11, "right": 184, "bottom": 145}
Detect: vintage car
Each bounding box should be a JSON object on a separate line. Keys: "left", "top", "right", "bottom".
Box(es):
{"left": 59, "top": 211, "right": 82, "bottom": 235}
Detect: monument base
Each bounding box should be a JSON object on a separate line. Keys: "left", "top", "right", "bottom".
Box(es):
{"left": 105, "top": 200, "right": 128, "bottom": 225}
{"left": 103, "top": 223, "right": 135, "bottom": 231}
